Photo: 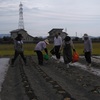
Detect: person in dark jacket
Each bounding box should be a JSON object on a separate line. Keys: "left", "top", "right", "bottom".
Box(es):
{"left": 62, "top": 35, "right": 75, "bottom": 68}
{"left": 11, "top": 34, "right": 26, "bottom": 66}
{"left": 34, "top": 39, "right": 49, "bottom": 65}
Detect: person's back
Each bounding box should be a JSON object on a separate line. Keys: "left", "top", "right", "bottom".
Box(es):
{"left": 34, "top": 39, "right": 49, "bottom": 65}
{"left": 34, "top": 41, "right": 46, "bottom": 51}
{"left": 14, "top": 39, "right": 23, "bottom": 52}
{"left": 11, "top": 34, "right": 26, "bottom": 66}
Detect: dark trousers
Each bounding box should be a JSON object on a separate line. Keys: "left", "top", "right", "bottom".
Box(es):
{"left": 12, "top": 50, "right": 26, "bottom": 64}
{"left": 36, "top": 51, "right": 43, "bottom": 65}
{"left": 85, "top": 52, "right": 91, "bottom": 64}
{"left": 55, "top": 45, "right": 61, "bottom": 59}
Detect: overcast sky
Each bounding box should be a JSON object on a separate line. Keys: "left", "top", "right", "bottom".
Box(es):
{"left": 0, "top": 0, "right": 100, "bottom": 37}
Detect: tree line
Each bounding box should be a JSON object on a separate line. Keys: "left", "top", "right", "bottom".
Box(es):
{"left": 0, "top": 36, "right": 100, "bottom": 44}
{"left": 0, "top": 36, "right": 45, "bottom": 44}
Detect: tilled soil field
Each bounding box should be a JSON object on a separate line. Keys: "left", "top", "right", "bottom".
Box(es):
{"left": 0, "top": 56, "right": 100, "bottom": 100}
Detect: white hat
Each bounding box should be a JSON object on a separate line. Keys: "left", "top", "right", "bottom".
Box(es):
{"left": 44, "top": 39, "right": 49, "bottom": 44}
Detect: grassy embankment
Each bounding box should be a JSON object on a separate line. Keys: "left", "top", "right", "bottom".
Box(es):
{"left": 0, "top": 42, "right": 100, "bottom": 56}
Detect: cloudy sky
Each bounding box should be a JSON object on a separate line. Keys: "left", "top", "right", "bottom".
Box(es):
{"left": 0, "top": 0, "right": 100, "bottom": 37}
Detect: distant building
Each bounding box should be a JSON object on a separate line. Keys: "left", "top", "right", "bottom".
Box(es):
{"left": 48, "top": 28, "right": 68, "bottom": 42}
{"left": 10, "top": 29, "right": 34, "bottom": 42}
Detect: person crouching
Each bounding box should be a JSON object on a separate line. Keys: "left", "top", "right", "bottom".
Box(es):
{"left": 34, "top": 39, "right": 49, "bottom": 66}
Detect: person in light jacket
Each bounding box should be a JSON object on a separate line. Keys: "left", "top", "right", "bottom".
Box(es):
{"left": 83, "top": 33, "right": 92, "bottom": 67}
{"left": 54, "top": 33, "right": 62, "bottom": 63}
{"left": 34, "top": 39, "right": 49, "bottom": 66}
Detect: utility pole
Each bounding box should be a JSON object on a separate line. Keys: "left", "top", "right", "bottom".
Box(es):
{"left": 76, "top": 32, "right": 77, "bottom": 37}
{"left": 18, "top": 2, "right": 24, "bottom": 29}
{"left": 65, "top": 28, "right": 67, "bottom": 33}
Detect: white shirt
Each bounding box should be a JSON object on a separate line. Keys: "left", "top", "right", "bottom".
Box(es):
{"left": 54, "top": 36, "right": 62, "bottom": 46}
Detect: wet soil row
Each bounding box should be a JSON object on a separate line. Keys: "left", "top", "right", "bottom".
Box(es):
{"left": 0, "top": 56, "right": 100, "bottom": 100}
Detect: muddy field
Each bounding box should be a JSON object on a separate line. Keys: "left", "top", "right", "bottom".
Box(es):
{"left": 0, "top": 56, "right": 100, "bottom": 100}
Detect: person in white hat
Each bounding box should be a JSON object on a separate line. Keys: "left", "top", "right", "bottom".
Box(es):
{"left": 34, "top": 39, "right": 49, "bottom": 65}
{"left": 44, "top": 39, "right": 49, "bottom": 45}
{"left": 83, "top": 33, "right": 92, "bottom": 67}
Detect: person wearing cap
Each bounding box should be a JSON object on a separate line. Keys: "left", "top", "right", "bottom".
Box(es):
{"left": 62, "top": 35, "right": 75, "bottom": 68}
{"left": 54, "top": 33, "right": 62, "bottom": 63}
{"left": 83, "top": 33, "right": 92, "bottom": 67}
{"left": 34, "top": 39, "right": 49, "bottom": 65}
{"left": 11, "top": 34, "right": 26, "bottom": 66}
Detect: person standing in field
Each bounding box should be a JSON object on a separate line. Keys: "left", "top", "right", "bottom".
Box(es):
{"left": 34, "top": 39, "right": 49, "bottom": 66}
{"left": 11, "top": 34, "right": 26, "bottom": 66}
{"left": 83, "top": 33, "right": 92, "bottom": 67}
{"left": 54, "top": 33, "right": 62, "bottom": 63}
{"left": 62, "top": 35, "right": 75, "bottom": 68}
